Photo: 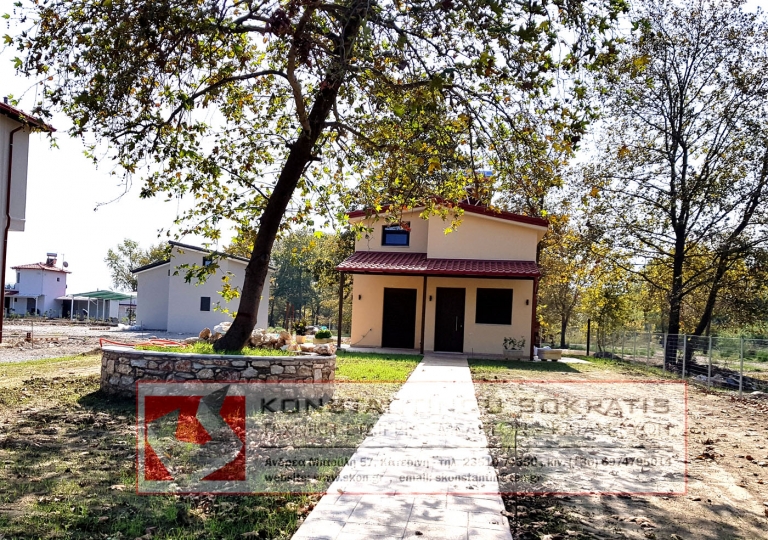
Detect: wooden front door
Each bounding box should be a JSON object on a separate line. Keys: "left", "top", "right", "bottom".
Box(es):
{"left": 381, "top": 288, "right": 417, "bottom": 349}
{"left": 434, "top": 287, "right": 465, "bottom": 352}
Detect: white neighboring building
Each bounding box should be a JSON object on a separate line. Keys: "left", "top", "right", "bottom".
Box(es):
{"left": 0, "top": 101, "right": 54, "bottom": 333}
{"left": 6, "top": 253, "right": 69, "bottom": 317}
{"left": 133, "top": 241, "right": 273, "bottom": 333}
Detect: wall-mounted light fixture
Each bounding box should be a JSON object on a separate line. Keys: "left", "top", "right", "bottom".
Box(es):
{"left": 358, "top": 294, "right": 362, "bottom": 300}
{"left": 429, "top": 295, "right": 433, "bottom": 301}
{"left": 526, "top": 299, "right": 530, "bottom": 305}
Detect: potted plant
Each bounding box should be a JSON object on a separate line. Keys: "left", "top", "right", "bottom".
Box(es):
{"left": 314, "top": 329, "right": 334, "bottom": 344}
{"left": 503, "top": 336, "right": 527, "bottom": 359}
{"left": 294, "top": 319, "right": 308, "bottom": 344}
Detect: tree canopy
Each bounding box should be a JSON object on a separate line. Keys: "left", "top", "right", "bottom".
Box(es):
{"left": 585, "top": 0, "right": 768, "bottom": 356}
{"left": 8, "top": 0, "right": 628, "bottom": 349}
{"left": 104, "top": 239, "right": 168, "bottom": 292}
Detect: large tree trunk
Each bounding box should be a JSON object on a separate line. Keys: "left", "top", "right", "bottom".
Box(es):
{"left": 664, "top": 231, "right": 686, "bottom": 368}
{"left": 559, "top": 313, "right": 568, "bottom": 349}
{"left": 214, "top": 2, "right": 368, "bottom": 351}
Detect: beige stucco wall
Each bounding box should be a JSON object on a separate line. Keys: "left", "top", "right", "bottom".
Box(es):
{"left": 350, "top": 274, "right": 533, "bottom": 357}
{"left": 427, "top": 212, "right": 542, "bottom": 261}
{"left": 350, "top": 274, "right": 425, "bottom": 348}
{"left": 423, "top": 277, "right": 533, "bottom": 357}
{"left": 352, "top": 210, "right": 429, "bottom": 253}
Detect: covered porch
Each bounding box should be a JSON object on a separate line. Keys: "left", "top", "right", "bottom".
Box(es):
{"left": 336, "top": 252, "right": 540, "bottom": 358}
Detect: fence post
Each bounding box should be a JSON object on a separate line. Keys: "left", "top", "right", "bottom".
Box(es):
{"left": 708, "top": 335, "right": 713, "bottom": 388}
{"left": 647, "top": 332, "right": 651, "bottom": 364}
{"left": 662, "top": 333, "right": 667, "bottom": 373}
{"left": 681, "top": 334, "right": 687, "bottom": 379}
{"left": 633, "top": 332, "right": 637, "bottom": 362}
{"left": 739, "top": 336, "right": 744, "bottom": 398}
{"left": 621, "top": 331, "right": 625, "bottom": 360}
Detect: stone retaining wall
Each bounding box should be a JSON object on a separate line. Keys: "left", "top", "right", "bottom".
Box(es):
{"left": 100, "top": 346, "right": 336, "bottom": 396}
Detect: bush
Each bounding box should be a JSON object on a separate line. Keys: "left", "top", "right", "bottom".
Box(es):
{"left": 315, "top": 329, "right": 332, "bottom": 339}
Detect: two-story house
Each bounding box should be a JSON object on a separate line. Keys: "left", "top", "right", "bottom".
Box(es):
{"left": 6, "top": 253, "right": 69, "bottom": 317}
{"left": 336, "top": 202, "right": 548, "bottom": 357}
{"left": 132, "top": 241, "right": 274, "bottom": 333}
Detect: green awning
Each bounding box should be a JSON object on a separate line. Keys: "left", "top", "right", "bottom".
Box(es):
{"left": 68, "top": 290, "right": 135, "bottom": 301}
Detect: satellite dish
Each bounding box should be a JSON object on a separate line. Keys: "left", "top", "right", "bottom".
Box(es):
{"left": 63, "top": 261, "right": 69, "bottom": 268}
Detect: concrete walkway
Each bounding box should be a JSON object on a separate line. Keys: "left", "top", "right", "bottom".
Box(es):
{"left": 292, "top": 354, "right": 512, "bottom": 540}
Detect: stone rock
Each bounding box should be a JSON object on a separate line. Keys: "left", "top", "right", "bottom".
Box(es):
{"left": 298, "top": 366, "right": 312, "bottom": 377}
{"left": 271, "top": 365, "right": 285, "bottom": 375}
{"left": 175, "top": 360, "right": 192, "bottom": 372}
{"left": 231, "top": 360, "right": 247, "bottom": 367}
{"left": 242, "top": 367, "right": 259, "bottom": 379}
{"left": 213, "top": 322, "right": 232, "bottom": 334}
{"left": 284, "top": 366, "right": 296, "bottom": 374}
{"left": 116, "top": 364, "right": 133, "bottom": 375}
{"left": 313, "top": 368, "right": 322, "bottom": 381}
{"left": 197, "top": 368, "right": 214, "bottom": 379}
{"left": 184, "top": 337, "right": 202, "bottom": 345}
{"left": 315, "top": 343, "right": 337, "bottom": 356}
{"left": 199, "top": 328, "right": 211, "bottom": 340}
{"left": 211, "top": 332, "right": 222, "bottom": 341}
{"left": 300, "top": 343, "right": 316, "bottom": 353}
{"left": 130, "top": 359, "right": 148, "bottom": 368}
{"left": 251, "top": 360, "right": 270, "bottom": 368}
{"left": 279, "top": 330, "right": 291, "bottom": 341}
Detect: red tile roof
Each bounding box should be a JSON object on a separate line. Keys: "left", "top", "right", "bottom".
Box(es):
{"left": 346, "top": 201, "right": 549, "bottom": 228}
{"left": 12, "top": 263, "right": 70, "bottom": 273}
{"left": 336, "top": 251, "right": 540, "bottom": 277}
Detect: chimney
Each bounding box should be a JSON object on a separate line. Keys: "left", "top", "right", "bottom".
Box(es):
{"left": 46, "top": 253, "right": 58, "bottom": 267}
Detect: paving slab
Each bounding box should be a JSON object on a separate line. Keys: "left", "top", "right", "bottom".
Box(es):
{"left": 292, "top": 354, "right": 511, "bottom": 539}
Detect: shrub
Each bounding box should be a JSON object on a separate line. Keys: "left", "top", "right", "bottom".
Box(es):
{"left": 315, "top": 329, "right": 332, "bottom": 339}
{"left": 294, "top": 319, "right": 308, "bottom": 335}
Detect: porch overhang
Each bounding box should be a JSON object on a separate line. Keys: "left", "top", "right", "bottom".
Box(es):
{"left": 335, "top": 251, "right": 541, "bottom": 279}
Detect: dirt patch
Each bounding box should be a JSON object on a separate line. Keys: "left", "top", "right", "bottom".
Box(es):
{"left": 470, "top": 360, "right": 768, "bottom": 539}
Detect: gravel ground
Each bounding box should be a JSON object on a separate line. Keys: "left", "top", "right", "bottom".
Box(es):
{"left": 0, "top": 321, "right": 197, "bottom": 363}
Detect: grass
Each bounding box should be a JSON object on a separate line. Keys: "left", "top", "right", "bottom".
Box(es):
{"left": 136, "top": 341, "right": 293, "bottom": 356}
{"left": 468, "top": 354, "right": 677, "bottom": 380}
{"left": 335, "top": 350, "right": 422, "bottom": 382}
{"left": 0, "top": 353, "right": 100, "bottom": 388}
{"left": 0, "top": 350, "right": 423, "bottom": 539}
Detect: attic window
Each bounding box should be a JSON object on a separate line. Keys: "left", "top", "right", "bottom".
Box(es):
{"left": 57, "top": 277, "right": 60, "bottom": 282}
{"left": 382, "top": 223, "right": 410, "bottom": 247}
{"left": 203, "top": 256, "right": 213, "bottom": 267}
{"left": 200, "top": 297, "right": 211, "bottom": 311}
{"left": 16, "top": 273, "right": 20, "bottom": 282}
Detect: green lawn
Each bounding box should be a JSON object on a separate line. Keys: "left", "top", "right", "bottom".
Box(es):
{"left": 468, "top": 355, "right": 676, "bottom": 380}
{"left": 335, "top": 350, "right": 422, "bottom": 382}
{"left": 0, "top": 350, "right": 422, "bottom": 539}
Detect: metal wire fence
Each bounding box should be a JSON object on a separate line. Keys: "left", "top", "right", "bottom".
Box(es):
{"left": 551, "top": 330, "right": 768, "bottom": 396}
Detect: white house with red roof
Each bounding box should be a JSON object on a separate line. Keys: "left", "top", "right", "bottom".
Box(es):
{"left": 337, "top": 202, "right": 548, "bottom": 357}
{"left": 6, "top": 253, "right": 69, "bottom": 317}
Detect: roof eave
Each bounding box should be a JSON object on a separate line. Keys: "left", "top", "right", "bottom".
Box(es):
{"left": 0, "top": 102, "right": 55, "bottom": 132}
